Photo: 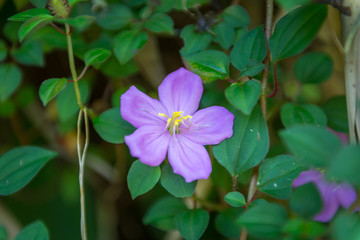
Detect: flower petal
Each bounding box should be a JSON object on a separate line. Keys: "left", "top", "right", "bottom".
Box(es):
{"left": 125, "top": 125, "right": 171, "bottom": 166}
{"left": 158, "top": 67, "right": 203, "bottom": 115}
{"left": 168, "top": 134, "right": 211, "bottom": 182}
{"left": 180, "top": 106, "right": 234, "bottom": 145}
{"left": 121, "top": 86, "right": 168, "bottom": 128}
{"left": 313, "top": 183, "right": 339, "bottom": 222}
{"left": 293, "top": 169, "right": 323, "bottom": 188}
{"left": 335, "top": 183, "right": 357, "bottom": 208}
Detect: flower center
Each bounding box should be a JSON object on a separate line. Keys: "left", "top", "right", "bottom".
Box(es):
{"left": 158, "top": 111, "right": 192, "bottom": 135}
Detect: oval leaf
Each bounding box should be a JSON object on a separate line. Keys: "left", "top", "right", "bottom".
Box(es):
{"left": 215, "top": 207, "right": 244, "bottom": 239}
{"left": 224, "top": 191, "right": 246, "bottom": 207}
{"left": 12, "top": 41, "right": 44, "bottom": 67}
{"left": 114, "top": 29, "right": 148, "bottom": 64}
{"left": 258, "top": 155, "right": 304, "bottom": 199}
{"left": 18, "top": 14, "right": 55, "bottom": 42}
{"left": 221, "top": 5, "right": 250, "bottom": 28}
{"left": 322, "top": 96, "right": 348, "bottom": 132}
{"left": 0, "top": 146, "right": 57, "bottom": 196}
{"left": 0, "top": 63, "right": 22, "bottom": 102}
{"left": 84, "top": 48, "right": 111, "bottom": 66}
{"left": 213, "top": 22, "right": 235, "bottom": 50}
{"left": 39, "top": 78, "right": 67, "bottom": 106}
{"left": 96, "top": 4, "right": 133, "bottom": 30}
{"left": 213, "top": 105, "right": 269, "bottom": 176}
{"left": 225, "top": 80, "right": 262, "bottom": 115}
{"left": 15, "top": 221, "right": 49, "bottom": 240}
{"left": 280, "top": 103, "right": 327, "bottom": 128}
{"left": 93, "top": 108, "right": 135, "bottom": 144}
{"left": 184, "top": 50, "right": 230, "bottom": 82}
{"left": 160, "top": 164, "right": 197, "bottom": 198}
{"left": 127, "top": 160, "right": 160, "bottom": 199}
{"left": 180, "top": 24, "right": 212, "bottom": 56}
{"left": 290, "top": 182, "right": 322, "bottom": 218}
{"left": 269, "top": 4, "right": 327, "bottom": 61}
{"left": 8, "top": 8, "right": 51, "bottom": 22}
{"left": 175, "top": 209, "right": 209, "bottom": 240}
{"left": 144, "top": 13, "right": 174, "bottom": 35}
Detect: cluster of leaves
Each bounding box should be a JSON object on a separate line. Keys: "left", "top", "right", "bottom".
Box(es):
{"left": 1, "top": 0, "right": 360, "bottom": 240}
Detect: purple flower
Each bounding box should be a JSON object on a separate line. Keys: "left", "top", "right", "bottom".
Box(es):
{"left": 293, "top": 169, "right": 357, "bottom": 222}
{"left": 121, "top": 68, "right": 234, "bottom": 182}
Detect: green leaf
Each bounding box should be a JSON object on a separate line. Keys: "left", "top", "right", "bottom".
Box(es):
{"left": 114, "top": 29, "right": 148, "bottom": 64}
{"left": 180, "top": 24, "right": 212, "bottom": 56}
{"left": 0, "top": 63, "right": 22, "bottom": 102}
{"left": 127, "top": 160, "right": 160, "bottom": 199}
{"left": 0, "top": 100, "right": 15, "bottom": 117}
{"left": 294, "top": 52, "right": 334, "bottom": 83}
{"left": 0, "top": 225, "right": 8, "bottom": 240}
{"left": 18, "top": 14, "right": 55, "bottom": 42}
{"left": 93, "top": 108, "right": 135, "bottom": 144}
{"left": 275, "top": 0, "right": 311, "bottom": 10}
{"left": 12, "top": 41, "right": 44, "bottom": 67}
{"left": 160, "top": 164, "right": 197, "bottom": 198}
{"left": 283, "top": 218, "right": 326, "bottom": 239}
{"left": 225, "top": 80, "right": 262, "bottom": 115}
{"left": 322, "top": 96, "right": 348, "bottom": 132}
{"left": 143, "top": 197, "right": 187, "bottom": 231}
{"left": 215, "top": 208, "right": 243, "bottom": 239}
{"left": 258, "top": 155, "right": 304, "bottom": 199}
{"left": 290, "top": 182, "right": 322, "bottom": 218}
{"left": 224, "top": 191, "right": 246, "bottom": 207}
{"left": 280, "top": 103, "right": 328, "bottom": 128}
{"left": 15, "top": 221, "right": 49, "bottom": 240}
{"left": 238, "top": 60, "right": 265, "bottom": 78}
{"left": 175, "top": 209, "right": 209, "bottom": 240}
{"left": 230, "top": 26, "right": 266, "bottom": 76}
{"left": 269, "top": 4, "right": 327, "bottom": 61}
{"left": 328, "top": 146, "right": 360, "bottom": 187}
{"left": 238, "top": 202, "right": 288, "bottom": 239}
{"left": 55, "top": 15, "right": 95, "bottom": 31}
{"left": 30, "top": 0, "right": 47, "bottom": 8}
{"left": 184, "top": 50, "right": 230, "bottom": 82}
{"left": 279, "top": 125, "right": 342, "bottom": 167}
{"left": 332, "top": 212, "right": 360, "bottom": 240}
{"left": 56, "top": 81, "right": 89, "bottom": 122}
{"left": 0, "top": 40, "right": 7, "bottom": 62}
{"left": 213, "top": 106, "right": 269, "bottom": 176}
{"left": 39, "top": 78, "right": 68, "bottom": 106}
{"left": 8, "top": 8, "right": 51, "bottom": 21}
{"left": 221, "top": 5, "right": 250, "bottom": 28}
{"left": 96, "top": 4, "right": 133, "bottom": 30}
{"left": 144, "top": 13, "right": 174, "bottom": 34}
{"left": 100, "top": 56, "right": 138, "bottom": 78}
{"left": 84, "top": 48, "right": 111, "bottom": 66}
{"left": 213, "top": 22, "right": 235, "bottom": 50}
{"left": 0, "top": 146, "right": 57, "bottom": 196}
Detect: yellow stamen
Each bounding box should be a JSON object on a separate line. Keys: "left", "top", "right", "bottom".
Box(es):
{"left": 158, "top": 111, "right": 192, "bottom": 135}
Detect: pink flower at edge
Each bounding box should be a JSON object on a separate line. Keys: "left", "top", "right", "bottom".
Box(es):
{"left": 120, "top": 67, "right": 234, "bottom": 182}
{"left": 293, "top": 169, "right": 357, "bottom": 222}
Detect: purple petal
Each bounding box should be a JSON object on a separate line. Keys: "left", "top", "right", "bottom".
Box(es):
{"left": 313, "top": 183, "right": 339, "bottom": 222}
{"left": 180, "top": 106, "right": 234, "bottom": 145}
{"left": 168, "top": 134, "right": 211, "bottom": 182}
{"left": 158, "top": 68, "right": 203, "bottom": 115}
{"left": 335, "top": 183, "right": 357, "bottom": 208}
{"left": 121, "top": 86, "right": 168, "bottom": 128}
{"left": 125, "top": 125, "right": 171, "bottom": 166}
{"left": 293, "top": 169, "right": 323, "bottom": 188}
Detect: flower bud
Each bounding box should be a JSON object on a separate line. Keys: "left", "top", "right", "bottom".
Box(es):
{"left": 47, "top": 0, "right": 70, "bottom": 18}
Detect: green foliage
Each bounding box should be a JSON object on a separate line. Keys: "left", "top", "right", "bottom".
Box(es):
{"left": 143, "top": 197, "right": 187, "bottom": 231}
{"left": 160, "top": 164, "right": 197, "bottom": 198}
{"left": 238, "top": 202, "right": 288, "bottom": 239}
{"left": 8, "top": 8, "right": 51, "bottom": 22}
{"left": 322, "top": 96, "right": 348, "bottom": 132}
{"left": 215, "top": 208, "right": 243, "bottom": 239}
{"left": 258, "top": 155, "right": 304, "bottom": 199}
{"left": 0, "top": 40, "right": 7, "bottom": 62}
{"left": 175, "top": 209, "right": 209, "bottom": 240}
{"left": 224, "top": 191, "right": 246, "bottom": 207}
{"left": 230, "top": 26, "right": 266, "bottom": 77}
{"left": 213, "top": 106, "right": 269, "bottom": 176}
{"left": 127, "top": 160, "right": 160, "bottom": 199}
{"left": 18, "top": 15, "right": 55, "bottom": 42}
{"left": 39, "top": 78, "right": 68, "bottom": 106}
{"left": 12, "top": 41, "right": 44, "bottom": 67}
{"left": 180, "top": 25, "right": 212, "bottom": 56}
{"left": 0, "top": 63, "right": 22, "bottom": 102}
{"left": 84, "top": 48, "right": 111, "bottom": 67}
{"left": 184, "top": 50, "right": 230, "bottom": 82}
{"left": 0, "top": 146, "right": 57, "bottom": 196}
{"left": 15, "top": 221, "right": 49, "bottom": 240}
{"left": 294, "top": 52, "right": 334, "bottom": 83}
{"left": 144, "top": 13, "right": 174, "bottom": 35}
{"left": 96, "top": 4, "right": 133, "bottom": 30}
{"left": 93, "top": 108, "right": 135, "bottom": 144}
{"left": 290, "top": 183, "right": 322, "bottom": 218}
{"left": 221, "top": 5, "right": 250, "bottom": 28}
{"left": 212, "top": 22, "right": 235, "bottom": 50}
{"left": 283, "top": 218, "right": 326, "bottom": 239}
{"left": 0, "top": 225, "right": 8, "bottom": 240}
{"left": 279, "top": 125, "right": 342, "bottom": 167}
{"left": 332, "top": 212, "right": 360, "bottom": 240}
{"left": 269, "top": 4, "right": 327, "bottom": 61}
{"left": 280, "top": 103, "right": 328, "bottom": 128}
{"left": 114, "top": 29, "right": 148, "bottom": 64}
{"left": 275, "top": 0, "right": 311, "bottom": 10}
{"left": 225, "top": 80, "right": 262, "bottom": 115}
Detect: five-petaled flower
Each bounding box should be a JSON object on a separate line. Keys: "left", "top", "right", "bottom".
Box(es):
{"left": 293, "top": 169, "right": 357, "bottom": 222}
{"left": 121, "top": 68, "right": 234, "bottom": 182}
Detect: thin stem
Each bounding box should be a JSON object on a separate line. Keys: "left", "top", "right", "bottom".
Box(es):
{"left": 266, "top": 63, "right": 278, "bottom": 98}
{"left": 65, "top": 23, "right": 83, "bottom": 109}
{"left": 78, "top": 66, "right": 89, "bottom": 81}
{"left": 239, "top": 228, "right": 248, "bottom": 240}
